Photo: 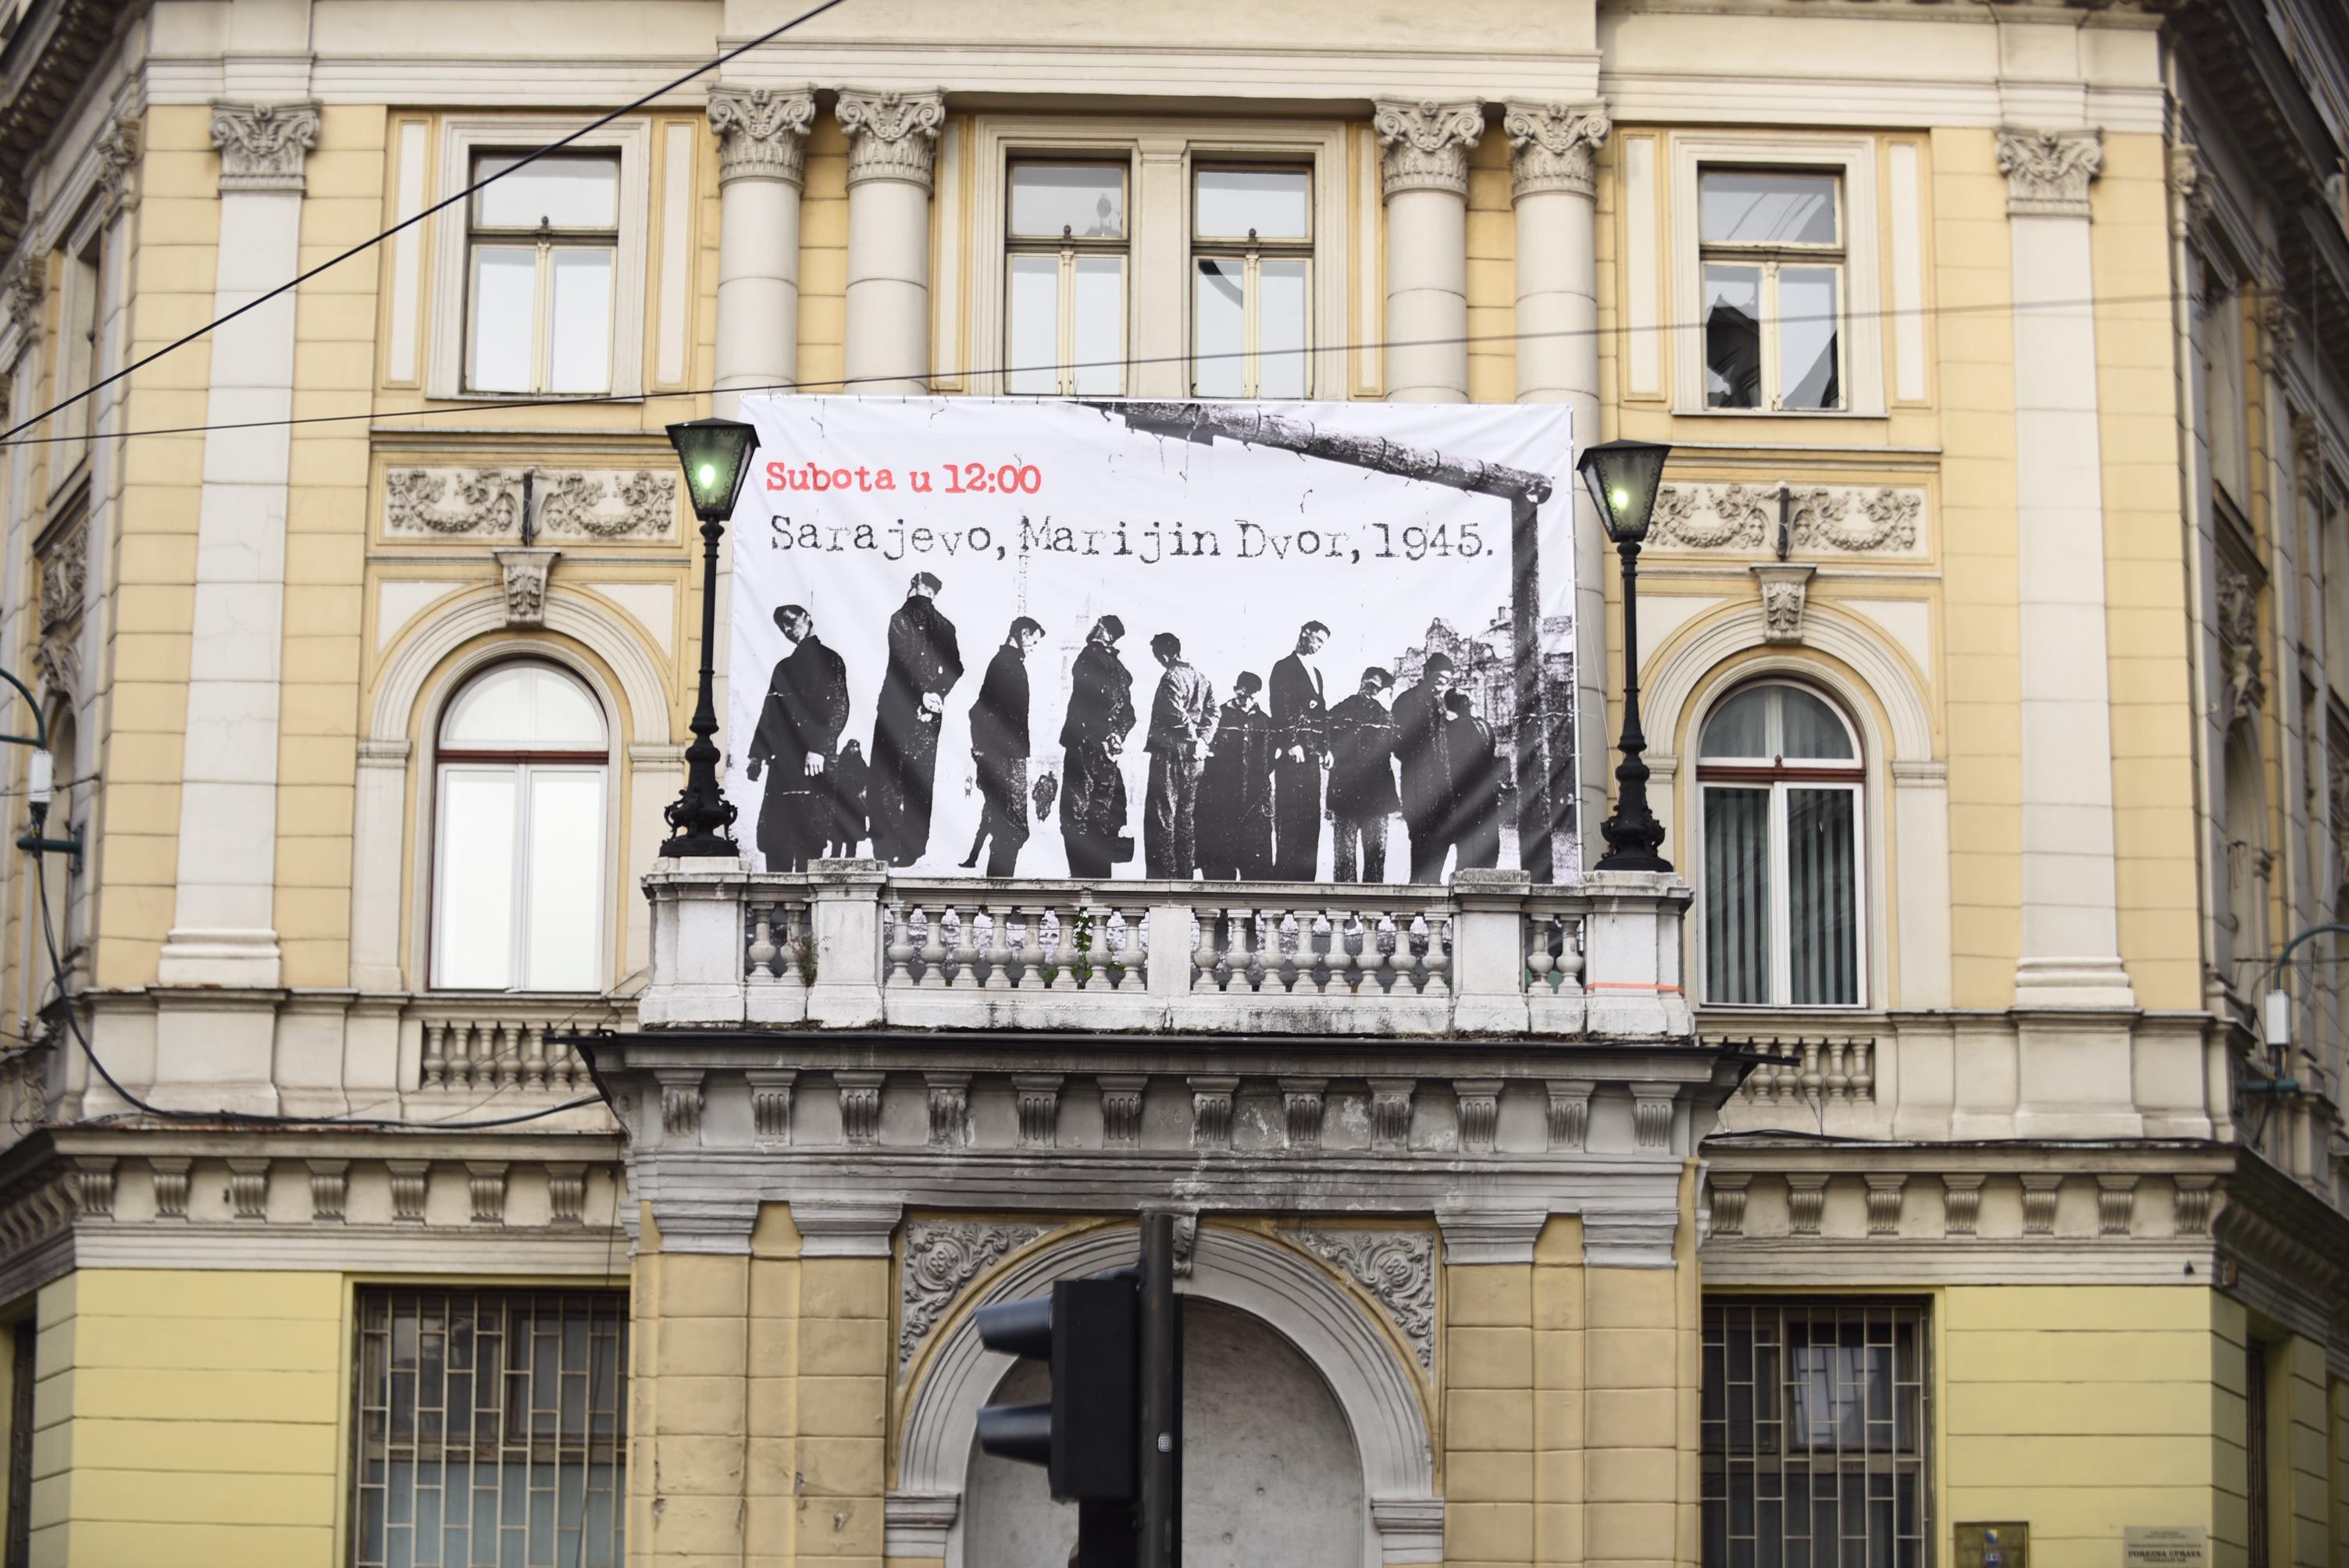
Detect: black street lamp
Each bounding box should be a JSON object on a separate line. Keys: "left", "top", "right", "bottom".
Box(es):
{"left": 661, "top": 415, "right": 761, "bottom": 858}
{"left": 1577, "top": 438, "right": 1674, "bottom": 874}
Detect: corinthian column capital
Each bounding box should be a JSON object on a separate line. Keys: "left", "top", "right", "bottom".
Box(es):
{"left": 708, "top": 84, "right": 817, "bottom": 187}
{"left": 1996, "top": 126, "right": 2103, "bottom": 219}
{"left": 1373, "top": 98, "right": 1484, "bottom": 200}
{"left": 1503, "top": 100, "right": 1609, "bottom": 200}
{"left": 836, "top": 89, "right": 946, "bottom": 191}
{"left": 209, "top": 101, "right": 319, "bottom": 194}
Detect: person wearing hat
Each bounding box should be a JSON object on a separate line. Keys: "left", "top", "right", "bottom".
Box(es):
{"left": 961, "top": 616, "right": 1044, "bottom": 875}
{"left": 1391, "top": 652, "right": 1459, "bottom": 882}
{"left": 1057, "top": 615, "right": 1135, "bottom": 877}
{"left": 1198, "top": 672, "right": 1275, "bottom": 880}
{"left": 1269, "top": 620, "right": 1331, "bottom": 879}
{"left": 1441, "top": 688, "right": 1503, "bottom": 871}
{"left": 1142, "top": 631, "right": 1216, "bottom": 878}
{"left": 744, "top": 604, "right": 850, "bottom": 872}
{"left": 1325, "top": 666, "right": 1399, "bottom": 882}
{"left": 870, "top": 571, "right": 964, "bottom": 867}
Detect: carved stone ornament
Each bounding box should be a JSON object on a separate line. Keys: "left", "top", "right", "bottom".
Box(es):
{"left": 209, "top": 102, "right": 320, "bottom": 194}
{"left": 1288, "top": 1228, "right": 1436, "bottom": 1372}
{"left": 2260, "top": 295, "right": 2300, "bottom": 373}
{"left": 835, "top": 90, "right": 946, "bottom": 191}
{"left": 34, "top": 630, "right": 79, "bottom": 704}
{"left": 538, "top": 469, "right": 678, "bottom": 540}
{"left": 39, "top": 520, "right": 86, "bottom": 632}
{"left": 1752, "top": 563, "right": 1815, "bottom": 645}
{"left": 1502, "top": 100, "right": 1609, "bottom": 200}
{"left": 494, "top": 547, "right": 559, "bottom": 628}
{"left": 2167, "top": 142, "right": 2212, "bottom": 238}
{"left": 1651, "top": 483, "right": 1923, "bottom": 554}
{"left": 1373, "top": 99, "right": 1485, "bottom": 199}
{"left": 708, "top": 85, "right": 817, "bottom": 187}
{"left": 898, "top": 1221, "right": 1045, "bottom": 1370}
{"left": 1996, "top": 127, "right": 2103, "bottom": 219}
{"left": 94, "top": 116, "right": 142, "bottom": 214}
{"left": 2215, "top": 561, "right": 2264, "bottom": 732}
{"left": 2, "top": 250, "right": 44, "bottom": 355}
{"left": 385, "top": 468, "right": 523, "bottom": 536}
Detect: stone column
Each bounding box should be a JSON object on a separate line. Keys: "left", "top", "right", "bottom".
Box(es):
{"left": 1997, "top": 127, "right": 2135, "bottom": 1015}
{"left": 707, "top": 85, "right": 815, "bottom": 416}
{"left": 155, "top": 102, "right": 319, "bottom": 1004}
{"left": 1374, "top": 99, "right": 1482, "bottom": 404}
{"left": 836, "top": 89, "right": 945, "bottom": 395}
{"left": 1507, "top": 100, "right": 1613, "bottom": 847}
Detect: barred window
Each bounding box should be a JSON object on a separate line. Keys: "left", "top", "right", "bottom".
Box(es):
{"left": 1703, "top": 1300, "right": 1929, "bottom": 1568}
{"left": 353, "top": 1289, "right": 628, "bottom": 1568}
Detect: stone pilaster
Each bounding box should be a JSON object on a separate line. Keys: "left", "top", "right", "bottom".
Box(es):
{"left": 1374, "top": 98, "right": 1481, "bottom": 403}
{"left": 837, "top": 89, "right": 945, "bottom": 394}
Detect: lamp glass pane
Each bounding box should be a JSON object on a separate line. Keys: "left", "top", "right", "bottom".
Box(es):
{"left": 668, "top": 420, "right": 758, "bottom": 515}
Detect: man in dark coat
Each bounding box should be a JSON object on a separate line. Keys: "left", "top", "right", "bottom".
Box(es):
{"left": 1390, "top": 653, "right": 1458, "bottom": 883}
{"left": 1268, "top": 621, "right": 1331, "bottom": 879}
{"left": 745, "top": 604, "right": 850, "bottom": 872}
{"left": 961, "top": 616, "right": 1043, "bottom": 876}
{"left": 1324, "top": 667, "right": 1399, "bottom": 882}
{"left": 1142, "top": 632, "right": 1216, "bottom": 878}
{"left": 1058, "top": 615, "right": 1135, "bottom": 878}
{"left": 869, "top": 572, "right": 964, "bottom": 867}
{"left": 1441, "top": 690, "right": 1504, "bottom": 871}
{"left": 1198, "top": 673, "right": 1274, "bottom": 880}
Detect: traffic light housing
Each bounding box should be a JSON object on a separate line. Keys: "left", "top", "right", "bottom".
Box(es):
{"left": 974, "top": 1274, "right": 1139, "bottom": 1502}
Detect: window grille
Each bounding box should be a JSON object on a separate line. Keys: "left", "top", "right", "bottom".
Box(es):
{"left": 1702, "top": 1299, "right": 1928, "bottom": 1568}
{"left": 353, "top": 1289, "right": 628, "bottom": 1568}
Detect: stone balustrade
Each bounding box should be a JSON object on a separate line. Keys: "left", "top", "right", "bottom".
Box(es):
{"left": 639, "top": 859, "right": 1693, "bottom": 1039}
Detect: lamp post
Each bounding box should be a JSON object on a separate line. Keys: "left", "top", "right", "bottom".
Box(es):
{"left": 1576, "top": 438, "right": 1674, "bottom": 874}
{"left": 661, "top": 416, "right": 761, "bottom": 858}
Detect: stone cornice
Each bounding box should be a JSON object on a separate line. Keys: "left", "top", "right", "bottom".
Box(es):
{"left": 1996, "top": 125, "right": 2102, "bottom": 219}
{"left": 209, "top": 101, "right": 319, "bottom": 194}
{"left": 1502, "top": 99, "right": 1609, "bottom": 201}
{"left": 835, "top": 88, "right": 945, "bottom": 190}
{"left": 1372, "top": 98, "right": 1483, "bottom": 199}
{"left": 707, "top": 84, "right": 816, "bottom": 187}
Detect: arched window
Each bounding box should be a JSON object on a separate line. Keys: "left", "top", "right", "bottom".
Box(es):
{"left": 431, "top": 662, "right": 609, "bottom": 992}
{"left": 1698, "top": 681, "right": 1864, "bottom": 1006}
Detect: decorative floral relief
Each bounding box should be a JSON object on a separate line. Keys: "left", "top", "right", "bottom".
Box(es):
{"left": 538, "top": 470, "right": 677, "bottom": 540}
{"left": 385, "top": 469, "right": 522, "bottom": 536}
{"left": 1649, "top": 483, "right": 1923, "bottom": 554}
{"left": 2215, "top": 561, "right": 2263, "bottom": 732}
{"left": 383, "top": 469, "right": 675, "bottom": 540}
{"left": 38, "top": 522, "right": 85, "bottom": 630}
{"left": 898, "top": 1221, "right": 1046, "bottom": 1370}
{"left": 1287, "top": 1228, "right": 1436, "bottom": 1372}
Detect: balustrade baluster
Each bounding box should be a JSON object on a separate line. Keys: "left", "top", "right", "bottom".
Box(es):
{"left": 422, "top": 1021, "right": 448, "bottom": 1090}
{"left": 747, "top": 903, "right": 779, "bottom": 978}
{"left": 885, "top": 903, "right": 917, "bottom": 985}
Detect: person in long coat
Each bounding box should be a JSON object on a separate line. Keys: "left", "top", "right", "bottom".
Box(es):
{"left": 1142, "top": 632, "right": 1216, "bottom": 878}
{"left": 961, "top": 617, "right": 1043, "bottom": 876}
{"left": 1058, "top": 615, "right": 1135, "bottom": 878}
{"left": 1268, "top": 621, "right": 1331, "bottom": 879}
{"left": 745, "top": 604, "right": 850, "bottom": 872}
{"left": 1324, "top": 667, "right": 1399, "bottom": 882}
{"left": 1441, "top": 690, "right": 1504, "bottom": 871}
{"left": 869, "top": 572, "right": 964, "bottom": 867}
{"left": 1390, "top": 653, "right": 1458, "bottom": 883}
{"left": 1197, "top": 673, "right": 1275, "bottom": 881}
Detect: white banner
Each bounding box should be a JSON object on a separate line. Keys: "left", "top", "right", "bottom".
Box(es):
{"left": 725, "top": 397, "right": 1578, "bottom": 884}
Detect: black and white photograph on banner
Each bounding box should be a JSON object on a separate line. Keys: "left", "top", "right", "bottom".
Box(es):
{"left": 725, "top": 397, "right": 1580, "bottom": 885}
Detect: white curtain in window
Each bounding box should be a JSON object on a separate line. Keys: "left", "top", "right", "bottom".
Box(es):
{"left": 1705, "top": 787, "right": 1771, "bottom": 1004}
{"left": 1787, "top": 788, "right": 1857, "bottom": 1005}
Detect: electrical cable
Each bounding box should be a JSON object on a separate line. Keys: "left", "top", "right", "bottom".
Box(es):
{"left": 0, "top": 0, "right": 860, "bottom": 446}
{"left": 0, "top": 287, "right": 2194, "bottom": 451}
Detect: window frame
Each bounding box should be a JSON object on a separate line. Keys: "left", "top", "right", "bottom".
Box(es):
{"left": 1003, "top": 160, "right": 1132, "bottom": 396}
{"left": 965, "top": 116, "right": 1349, "bottom": 401}
{"left": 1695, "top": 680, "right": 1870, "bottom": 1009}
{"left": 425, "top": 658, "right": 616, "bottom": 996}
{"left": 1188, "top": 162, "right": 1315, "bottom": 400}
{"left": 461, "top": 149, "right": 626, "bottom": 397}
{"left": 428, "top": 117, "right": 653, "bottom": 401}
{"left": 1670, "top": 133, "right": 1884, "bottom": 418}
{"left": 1695, "top": 167, "right": 1847, "bottom": 412}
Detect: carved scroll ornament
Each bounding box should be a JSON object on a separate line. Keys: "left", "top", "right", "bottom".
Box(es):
{"left": 898, "top": 1221, "right": 1046, "bottom": 1370}
{"left": 1288, "top": 1228, "right": 1436, "bottom": 1372}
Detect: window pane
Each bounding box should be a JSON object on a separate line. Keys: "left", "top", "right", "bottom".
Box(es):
{"left": 1008, "top": 164, "right": 1125, "bottom": 239}
{"left": 1780, "top": 266, "right": 1841, "bottom": 410}
{"left": 1787, "top": 788, "right": 1858, "bottom": 1006}
{"left": 1705, "top": 264, "right": 1763, "bottom": 409}
{"left": 469, "top": 247, "right": 537, "bottom": 394}
{"left": 476, "top": 152, "right": 619, "bottom": 230}
{"left": 1779, "top": 687, "right": 1853, "bottom": 761}
{"left": 1701, "top": 170, "right": 1838, "bottom": 246}
{"left": 547, "top": 248, "right": 615, "bottom": 394}
{"left": 1192, "top": 258, "right": 1245, "bottom": 397}
{"left": 1705, "top": 787, "right": 1772, "bottom": 1003}
{"left": 1071, "top": 255, "right": 1125, "bottom": 395}
{"left": 523, "top": 769, "right": 604, "bottom": 992}
{"left": 1195, "top": 169, "right": 1310, "bottom": 240}
{"left": 443, "top": 665, "right": 608, "bottom": 750}
{"left": 1256, "top": 258, "right": 1308, "bottom": 398}
{"left": 436, "top": 769, "right": 517, "bottom": 989}
{"left": 1005, "top": 255, "right": 1060, "bottom": 394}
{"left": 1702, "top": 687, "right": 1771, "bottom": 759}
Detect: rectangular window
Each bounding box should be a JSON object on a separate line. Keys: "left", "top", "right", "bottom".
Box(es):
{"left": 2200, "top": 269, "right": 2249, "bottom": 504}
{"left": 1004, "top": 162, "right": 1128, "bottom": 396}
{"left": 465, "top": 151, "right": 622, "bottom": 395}
{"left": 1192, "top": 167, "right": 1311, "bottom": 399}
{"left": 2319, "top": 486, "right": 2347, "bottom": 698}
{"left": 1703, "top": 1299, "right": 1929, "bottom": 1568}
{"left": 53, "top": 238, "right": 102, "bottom": 460}
{"left": 1699, "top": 169, "right": 1844, "bottom": 412}
{"left": 353, "top": 1289, "right": 628, "bottom": 1568}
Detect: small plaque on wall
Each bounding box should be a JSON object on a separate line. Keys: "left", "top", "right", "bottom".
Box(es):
{"left": 1955, "top": 1522, "right": 2029, "bottom": 1568}
{"left": 2124, "top": 1527, "right": 2208, "bottom": 1568}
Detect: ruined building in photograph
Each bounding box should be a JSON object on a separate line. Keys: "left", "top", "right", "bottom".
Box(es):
{"left": 0, "top": 0, "right": 2345, "bottom": 1563}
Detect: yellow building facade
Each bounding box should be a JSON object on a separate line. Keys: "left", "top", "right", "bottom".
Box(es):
{"left": 0, "top": 0, "right": 2342, "bottom": 1565}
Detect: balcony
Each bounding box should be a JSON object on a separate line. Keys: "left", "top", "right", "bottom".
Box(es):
{"left": 636, "top": 861, "right": 1696, "bottom": 1042}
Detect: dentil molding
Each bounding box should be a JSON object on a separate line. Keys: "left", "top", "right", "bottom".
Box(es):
{"left": 209, "top": 102, "right": 320, "bottom": 194}
{"left": 1502, "top": 101, "right": 1608, "bottom": 201}
{"left": 1373, "top": 98, "right": 1483, "bottom": 199}
{"left": 836, "top": 90, "right": 946, "bottom": 190}
{"left": 708, "top": 84, "right": 816, "bottom": 187}
{"left": 1997, "top": 127, "right": 2102, "bottom": 219}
